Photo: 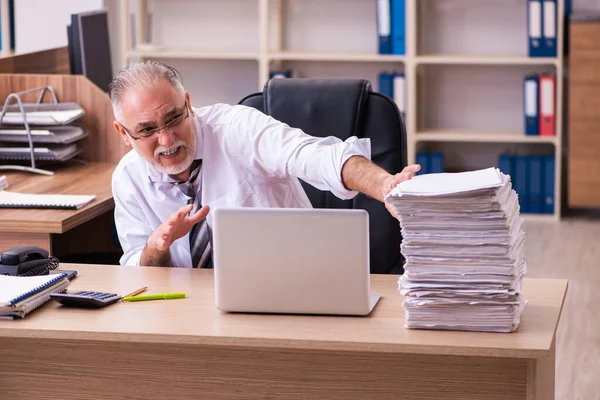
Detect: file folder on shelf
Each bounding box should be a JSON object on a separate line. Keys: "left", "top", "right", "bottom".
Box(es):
{"left": 378, "top": 72, "right": 394, "bottom": 99}
{"left": 528, "top": 0, "right": 543, "bottom": 57}
{"left": 390, "top": 0, "right": 405, "bottom": 55}
{"left": 542, "top": 0, "right": 557, "bottom": 57}
{"left": 542, "top": 155, "right": 555, "bottom": 214}
{"left": 415, "top": 152, "right": 444, "bottom": 175}
{"left": 528, "top": 156, "right": 543, "bottom": 213}
{"left": 524, "top": 75, "right": 539, "bottom": 136}
{"left": 514, "top": 155, "right": 530, "bottom": 213}
{"left": 498, "top": 154, "right": 515, "bottom": 181}
{"left": 393, "top": 73, "right": 406, "bottom": 116}
{"left": 429, "top": 153, "right": 444, "bottom": 174}
{"left": 539, "top": 74, "right": 556, "bottom": 136}
{"left": 376, "top": 0, "right": 391, "bottom": 54}
{"left": 416, "top": 152, "right": 429, "bottom": 175}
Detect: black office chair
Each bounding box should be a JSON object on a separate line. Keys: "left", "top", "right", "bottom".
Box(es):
{"left": 239, "top": 78, "right": 408, "bottom": 274}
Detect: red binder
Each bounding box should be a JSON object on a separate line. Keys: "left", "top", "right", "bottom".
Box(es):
{"left": 539, "top": 74, "right": 555, "bottom": 136}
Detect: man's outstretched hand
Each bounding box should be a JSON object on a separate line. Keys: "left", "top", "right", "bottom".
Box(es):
{"left": 340, "top": 156, "right": 421, "bottom": 220}
{"left": 382, "top": 164, "right": 421, "bottom": 219}
{"left": 141, "top": 204, "right": 210, "bottom": 267}
{"left": 149, "top": 204, "right": 210, "bottom": 251}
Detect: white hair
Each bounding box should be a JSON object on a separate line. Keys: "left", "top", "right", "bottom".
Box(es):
{"left": 109, "top": 61, "right": 185, "bottom": 121}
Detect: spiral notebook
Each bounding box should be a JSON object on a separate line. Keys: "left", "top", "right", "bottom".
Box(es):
{"left": 0, "top": 191, "right": 96, "bottom": 210}
{"left": 0, "top": 273, "right": 70, "bottom": 319}
{"left": 0, "top": 273, "right": 69, "bottom": 306}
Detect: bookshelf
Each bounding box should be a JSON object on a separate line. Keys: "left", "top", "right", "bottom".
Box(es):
{"left": 122, "top": 0, "right": 564, "bottom": 220}
{"left": 415, "top": 55, "right": 559, "bottom": 66}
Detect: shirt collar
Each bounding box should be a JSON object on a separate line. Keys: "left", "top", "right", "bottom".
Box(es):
{"left": 145, "top": 110, "right": 204, "bottom": 183}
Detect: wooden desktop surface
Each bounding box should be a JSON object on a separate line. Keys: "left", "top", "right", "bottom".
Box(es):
{"left": 0, "top": 264, "right": 567, "bottom": 358}
{"left": 0, "top": 265, "right": 568, "bottom": 400}
{"left": 0, "top": 162, "right": 115, "bottom": 233}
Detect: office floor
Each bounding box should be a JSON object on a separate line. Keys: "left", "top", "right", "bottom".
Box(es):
{"left": 524, "top": 215, "right": 600, "bottom": 400}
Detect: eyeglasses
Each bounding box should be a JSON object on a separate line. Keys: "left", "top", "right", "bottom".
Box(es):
{"left": 120, "top": 100, "right": 190, "bottom": 140}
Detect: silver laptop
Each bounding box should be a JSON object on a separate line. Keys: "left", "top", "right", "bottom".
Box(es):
{"left": 212, "top": 207, "right": 381, "bottom": 316}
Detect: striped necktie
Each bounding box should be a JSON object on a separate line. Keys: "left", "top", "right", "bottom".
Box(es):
{"left": 173, "top": 160, "right": 212, "bottom": 268}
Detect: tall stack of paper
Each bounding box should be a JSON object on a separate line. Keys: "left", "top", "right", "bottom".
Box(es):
{"left": 385, "top": 167, "right": 527, "bottom": 333}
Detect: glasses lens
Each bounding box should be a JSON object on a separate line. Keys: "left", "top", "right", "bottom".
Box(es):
{"left": 169, "top": 115, "right": 184, "bottom": 127}
{"left": 132, "top": 102, "right": 187, "bottom": 139}
{"left": 138, "top": 128, "right": 158, "bottom": 138}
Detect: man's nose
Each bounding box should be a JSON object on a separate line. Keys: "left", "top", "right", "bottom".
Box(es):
{"left": 156, "top": 127, "right": 176, "bottom": 147}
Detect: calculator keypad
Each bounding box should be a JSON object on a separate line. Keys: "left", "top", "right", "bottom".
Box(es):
{"left": 74, "top": 291, "right": 118, "bottom": 299}
{"left": 50, "top": 291, "right": 121, "bottom": 308}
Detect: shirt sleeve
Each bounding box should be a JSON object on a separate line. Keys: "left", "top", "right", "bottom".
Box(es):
{"left": 225, "top": 105, "right": 372, "bottom": 200}
{"left": 112, "top": 166, "right": 150, "bottom": 267}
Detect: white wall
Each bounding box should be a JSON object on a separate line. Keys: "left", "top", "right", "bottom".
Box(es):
{"left": 13, "top": 0, "right": 122, "bottom": 76}
{"left": 574, "top": 0, "right": 600, "bottom": 12}
{"left": 103, "top": 0, "right": 124, "bottom": 75}
{"left": 14, "top": 0, "right": 104, "bottom": 54}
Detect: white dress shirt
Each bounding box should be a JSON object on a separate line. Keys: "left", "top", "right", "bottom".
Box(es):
{"left": 112, "top": 103, "right": 371, "bottom": 267}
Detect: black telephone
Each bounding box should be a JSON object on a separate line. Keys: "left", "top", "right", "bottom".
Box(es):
{"left": 0, "top": 246, "right": 60, "bottom": 276}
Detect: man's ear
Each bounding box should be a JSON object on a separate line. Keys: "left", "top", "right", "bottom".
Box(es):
{"left": 185, "top": 91, "right": 194, "bottom": 117}
{"left": 113, "top": 121, "right": 132, "bottom": 147}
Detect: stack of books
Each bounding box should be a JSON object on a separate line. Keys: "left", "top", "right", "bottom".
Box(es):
{"left": 0, "top": 273, "right": 70, "bottom": 319}
{"left": 385, "top": 167, "right": 527, "bottom": 333}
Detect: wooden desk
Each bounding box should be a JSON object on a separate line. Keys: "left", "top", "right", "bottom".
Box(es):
{"left": 0, "top": 265, "right": 568, "bottom": 400}
{"left": 0, "top": 162, "right": 117, "bottom": 256}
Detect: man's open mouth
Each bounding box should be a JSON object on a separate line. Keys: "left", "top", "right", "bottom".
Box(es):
{"left": 159, "top": 146, "right": 181, "bottom": 157}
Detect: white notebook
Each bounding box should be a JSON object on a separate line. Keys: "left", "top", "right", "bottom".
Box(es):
{"left": 0, "top": 273, "right": 70, "bottom": 319}
{"left": 0, "top": 273, "right": 69, "bottom": 306}
{"left": 0, "top": 191, "right": 96, "bottom": 210}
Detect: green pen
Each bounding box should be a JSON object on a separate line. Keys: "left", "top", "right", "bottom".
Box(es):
{"left": 121, "top": 292, "right": 186, "bottom": 302}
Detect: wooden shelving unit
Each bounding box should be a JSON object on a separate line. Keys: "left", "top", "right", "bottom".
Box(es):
{"left": 268, "top": 52, "right": 406, "bottom": 62}
{"left": 415, "top": 130, "right": 559, "bottom": 144}
{"left": 121, "top": 0, "right": 564, "bottom": 220}
{"left": 128, "top": 49, "right": 261, "bottom": 61}
{"left": 415, "top": 55, "right": 560, "bottom": 66}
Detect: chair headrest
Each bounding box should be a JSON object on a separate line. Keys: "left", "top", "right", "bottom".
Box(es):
{"left": 263, "top": 78, "right": 371, "bottom": 140}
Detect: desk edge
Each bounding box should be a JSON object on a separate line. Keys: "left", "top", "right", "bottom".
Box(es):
{"left": 0, "top": 328, "right": 552, "bottom": 359}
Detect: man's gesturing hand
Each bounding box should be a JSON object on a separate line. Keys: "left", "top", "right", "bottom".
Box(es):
{"left": 149, "top": 204, "right": 210, "bottom": 251}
